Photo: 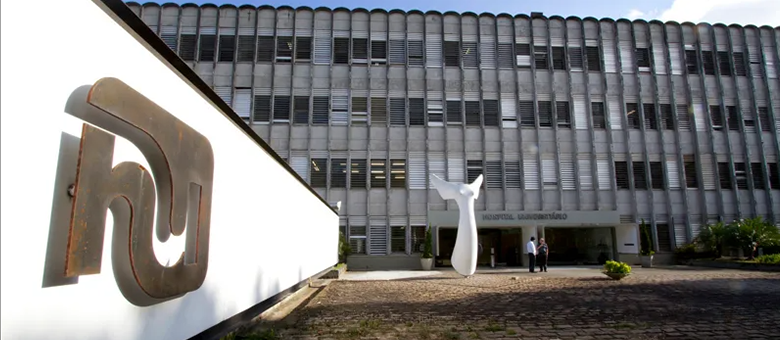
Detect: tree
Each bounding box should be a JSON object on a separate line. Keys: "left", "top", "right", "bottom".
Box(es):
{"left": 694, "top": 221, "right": 729, "bottom": 258}
{"left": 731, "top": 217, "right": 780, "bottom": 259}
{"left": 338, "top": 231, "right": 351, "bottom": 264}
{"left": 421, "top": 226, "right": 433, "bottom": 259}
{"left": 639, "top": 219, "right": 655, "bottom": 256}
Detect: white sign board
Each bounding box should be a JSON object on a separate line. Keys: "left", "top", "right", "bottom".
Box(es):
{"left": 0, "top": 1, "right": 338, "bottom": 339}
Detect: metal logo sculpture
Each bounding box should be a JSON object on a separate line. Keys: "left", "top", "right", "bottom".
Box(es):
{"left": 430, "top": 173, "right": 483, "bottom": 277}
{"left": 43, "top": 77, "right": 214, "bottom": 306}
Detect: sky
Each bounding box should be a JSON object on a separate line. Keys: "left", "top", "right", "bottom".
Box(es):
{"left": 149, "top": 0, "right": 780, "bottom": 26}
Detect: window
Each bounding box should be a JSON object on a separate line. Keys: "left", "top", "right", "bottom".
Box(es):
{"left": 465, "top": 101, "right": 481, "bottom": 126}
{"left": 643, "top": 103, "right": 658, "bottom": 130}
{"left": 701, "top": 51, "right": 715, "bottom": 75}
{"left": 349, "top": 225, "right": 366, "bottom": 254}
{"left": 408, "top": 40, "right": 424, "bottom": 66}
{"left": 273, "top": 96, "right": 290, "bottom": 121}
{"left": 677, "top": 104, "right": 691, "bottom": 131}
{"left": 467, "top": 160, "right": 483, "bottom": 185}
{"left": 330, "top": 158, "right": 347, "bottom": 188}
{"left": 332, "top": 95, "right": 348, "bottom": 125}
{"left": 371, "top": 40, "right": 387, "bottom": 63}
{"left": 351, "top": 159, "right": 367, "bottom": 188}
{"left": 569, "top": 47, "right": 583, "bottom": 71}
{"left": 498, "top": 43, "right": 514, "bottom": 69}
{"left": 276, "top": 36, "right": 293, "bottom": 62}
{"left": 427, "top": 100, "right": 444, "bottom": 125}
{"left": 520, "top": 101, "right": 535, "bottom": 127}
{"left": 769, "top": 163, "right": 780, "bottom": 189}
{"left": 370, "top": 159, "right": 387, "bottom": 188}
{"left": 352, "top": 38, "right": 368, "bottom": 62}
{"left": 371, "top": 97, "right": 387, "bottom": 125}
{"left": 556, "top": 101, "right": 571, "bottom": 128}
{"left": 312, "top": 96, "right": 329, "bottom": 125}
{"left": 351, "top": 97, "right": 368, "bottom": 125}
{"left": 655, "top": 223, "right": 672, "bottom": 252}
{"left": 253, "top": 94, "right": 271, "bottom": 123}
{"left": 234, "top": 88, "right": 251, "bottom": 120}
{"left": 752, "top": 163, "right": 765, "bottom": 190}
{"left": 411, "top": 226, "right": 426, "bottom": 253}
{"left": 591, "top": 102, "right": 606, "bottom": 129}
{"left": 684, "top": 155, "right": 699, "bottom": 189}
{"left": 551, "top": 46, "right": 566, "bottom": 70}
{"left": 333, "top": 37, "right": 350, "bottom": 64}
{"left": 650, "top": 161, "right": 664, "bottom": 189}
{"left": 409, "top": 98, "right": 425, "bottom": 125}
{"left": 660, "top": 104, "right": 675, "bottom": 130}
{"left": 542, "top": 159, "right": 558, "bottom": 189}
{"left": 296, "top": 36, "right": 312, "bottom": 61}
{"left": 293, "top": 96, "right": 309, "bottom": 124}
{"left": 727, "top": 106, "right": 740, "bottom": 131}
{"left": 505, "top": 161, "right": 521, "bottom": 188}
{"left": 516, "top": 43, "right": 531, "bottom": 68}
{"left": 389, "top": 40, "right": 405, "bottom": 64}
{"left": 710, "top": 105, "right": 724, "bottom": 131}
{"left": 315, "top": 32, "right": 334, "bottom": 65}
{"left": 685, "top": 49, "right": 699, "bottom": 74}
{"left": 718, "top": 162, "right": 732, "bottom": 189}
{"left": 390, "top": 98, "right": 406, "bottom": 126}
{"left": 615, "top": 161, "right": 630, "bottom": 189}
{"left": 534, "top": 46, "right": 549, "bottom": 69}
{"left": 199, "top": 34, "right": 216, "bottom": 61}
{"left": 368, "top": 224, "right": 386, "bottom": 255}
{"left": 633, "top": 161, "right": 648, "bottom": 190}
{"left": 734, "top": 163, "right": 748, "bottom": 189}
{"left": 256, "top": 36, "right": 274, "bottom": 62}
{"left": 560, "top": 158, "right": 575, "bottom": 190}
{"left": 310, "top": 158, "right": 327, "bottom": 187}
{"left": 390, "top": 226, "right": 406, "bottom": 253}
{"left": 598, "top": 159, "right": 613, "bottom": 190}
{"left": 538, "top": 101, "right": 553, "bottom": 127}
{"left": 180, "top": 34, "right": 197, "bottom": 61}
{"left": 717, "top": 51, "right": 732, "bottom": 76}
{"left": 444, "top": 41, "right": 461, "bottom": 67}
{"left": 733, "top": 52, "right": 747, "bottom": 76}
{"left": 486, "top": 161, "right": 503, "bottom": 188}
{"left": 462, "top": 42, "right": 478, "bottom": 68}
{"left": 390, "top": 159, "right": 406, "bottom": 188}
{"left": 635, "top": 48, "right": 650, "bottom": 68}
{"left": 626, "top": 103, "right": 640, "bottom": 129}
{"left": 758, "top": 107, "right": 772, "bottom": 132}
{"left": 446, "top": 100, "right": 462, "bottom": 125}
{"left": 237, "top": 35, "right": 255, "bottom": 62}
{"left": 586, "top": 46, "right": 601, "bottom": 71}
{"left": 483, "top": 100, "right": 500, "bottom": 127}
{"left": 218, "top": 34, "right": 235, "bottom": 62}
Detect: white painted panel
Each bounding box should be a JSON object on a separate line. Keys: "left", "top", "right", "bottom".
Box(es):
{"left": 0, "top": 2, "right": 339, "bottom": 340}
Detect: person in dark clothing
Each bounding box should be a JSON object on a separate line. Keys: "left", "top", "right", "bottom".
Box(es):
{"left": 536, "top": 238, "right": 549, "bottom": 272}
{"left": 526, "top": 236, "right": 537, "bottom": 273}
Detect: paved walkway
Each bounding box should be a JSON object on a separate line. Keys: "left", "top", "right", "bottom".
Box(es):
{"left": 243, "top": 267, "right": 780, "bottom": 339}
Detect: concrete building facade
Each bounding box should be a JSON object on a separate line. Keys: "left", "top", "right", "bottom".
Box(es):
{"left": 126, "top": 2, "right": 780, "bottom": 269}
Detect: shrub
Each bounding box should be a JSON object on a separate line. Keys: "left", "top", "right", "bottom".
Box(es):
{"left": 755, "top": 253, "right": 780, "bottom": 265}
{"left": 421, "top": 226, "right": 433, "bottom": 259}
{"left": 338, "top": 231, "right": 351, "bottom": 263}
{"left": 603, "top": 260, "right": 632, "bottom": 274}
{"left": 639, "top": 219, "right": 655, "bottom": 256}
{"left": 694, "top": 221, "right": 729, "bottom": 258}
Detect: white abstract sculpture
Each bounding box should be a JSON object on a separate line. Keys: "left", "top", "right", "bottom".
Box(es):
{"left": 430, "top": 173, "right": 483, "bottom": 277}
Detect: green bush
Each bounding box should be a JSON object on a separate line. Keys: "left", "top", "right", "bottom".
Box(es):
{"left": 421, "top": 226, "right": 433, "bottom": 259}
{"left": 603, "top": 260, "right": 632, "bottom": 274}
{"left": 639, "top": 219, "right": 655, "bottom": 256}
{"left": 338, "top": 231, "right": 351, "bottom": 263}
{"left": 755, "top": 253, "right": 780, "bottom": 265}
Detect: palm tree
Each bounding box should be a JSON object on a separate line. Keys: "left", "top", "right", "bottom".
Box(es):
{"left": 694, "top": 221, "right": 729, "bottom": 258}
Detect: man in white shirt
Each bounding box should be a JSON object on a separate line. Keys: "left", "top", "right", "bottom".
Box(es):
{"left": 526, "top": 237, "right": 537, "bottom": 273}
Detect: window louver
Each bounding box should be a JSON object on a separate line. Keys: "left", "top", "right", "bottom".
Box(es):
{"left": 718, "top": 162, "right": 732, "bottom": 189}
{"left": 199, "top": 33, "right": 216, "bottom": 62}
{"left": 677, "top": 104, "right": 692, "bottom": 131}
{"left": 160, "top": 26, "right": 178, "bottom": 52}
{"left": 218, "top": 33, "right": 236, "bottom": 62}
{"left": 603, "top": 40, "right": 617, "bottom": 73}
{"left": 598, "top": 159, "right": 613, "bottom": 190}
{"left": 538, "top": 101, "right": 553, "bottom": 127}
{"left": 295, "top": 36, "right": 312, "bottom": 61}
{"left": 486, "top": 161, "right": 503, "bottom": 189}
{"left": 497, "top": 43, "right": 514, "bottom": 69}
{"left": 179, "top": 32, "right": 197, "bottom": 61}
{"left": 519, "top": 100, "right": 535, "bottom": 127}
{"left": 349, "top": 225, "right": 367, "bottom": 254}
{"left": 293, "top": 96, "right": 309, "bottom": 124}
{"left": 389, "top": 39, "right": 406, "bottom": 64}
{"left": 351, "top": 159, "right": 367, "bottom": 189}
{"left": 524, "top": 156, "right": 540, "bottom": 190}
{"left": 462, "top": 41, "right": 479, "bottom": 68}
{"left": 371, "top": 97, "right": 387, "bottom": 125}
{"left": 312, "top": 95, "right": 329, "bottom": 125}
{"left": 556, "top": 101, "right": 571, "bottom": 128}
{"left": 390, "top": 98, "right": 406, "bottom": 126}
{"left": 446, "top": 99, "right": 462, "bottom": 125}
{"left": 505, "top": 161, "right": 521, "bottom": 188}
{"left": 313, "top": 30, "right": 331, "bottom": 64}
{"left": 501, "top": 94, "right": 517, "bottom": 128}
{"left": 465, "top": 101, "right": 481, "bottom": 126}
{"left": 256, "top": 36, "right": 274, "bottom": 62}
{"left": 409, "top": 97, "right": 425, "bottom": 125}
{"left": 578, "top": 159, "right": 593, "bottom": 190}
{"left": 667, "top": 159, "right": 681, "bottom": 189}
{"left": 447, "top": 157, "right": 464, "bottom": 183}
{"left": 253, "top": 90, "right": 271, "bottom": 123}
{"left": 331, "top": 94, "right": 349, "bottom": 125}
{"left": 370, "top": 159, "right": 387, "bottom": 189}
{"left": 608, "top": 97, "right": 623, "bottom": 130}
{"left": 408, "top": 152, "right": 426, "bottom": 189}
{"left": 214, "top": 86, "right": 232, "bottom": 106}
{"left": 291, "top": 155, "right": 309, "bottom": 182}
{"left": 569, "top": 47, "right": 583, "bottom": 71}
{"left": 310, "top": 158, "right": 327, "bottom": 187}
{"left": 273, "top": 95, "right": 290, "bottom": 122}
{"left": 480, "top": 35, "right": 496, "bottom": 69}
{"left": 560, "top": 157, "right": 575, "bottom": 190}
{"left": 591, "top": 101, "right": 606, "bottom": 129}
{"left": 351, "top": 96, "right": 368, "bottom": 125}
{"left": 483, "top": 100, "right": 500, "bottom": 127}
{"left": 542, "top": 158, "right": 558, "bottom": 189}
{"left": 428, "top": 153, "right": 446, "bottom": 189}
{"left": 425, "top": 34, "right": 442, "bottom": 68}
{"left": 573, "top": 96, "right": 587, "bottom": 130}
{"left": 233, "top": 88, "right": 252, "bottom": 120}
{"left": 390, "top": 158, "right": 406, "bottom": 188}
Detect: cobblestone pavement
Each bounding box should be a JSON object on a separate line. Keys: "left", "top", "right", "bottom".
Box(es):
{"left": 248, "top": 268, "right": 780, "bottom": 340}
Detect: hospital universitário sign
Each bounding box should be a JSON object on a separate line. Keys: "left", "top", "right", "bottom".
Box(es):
{"left": 428, "top": 210, "right": 620, "bottom": 227}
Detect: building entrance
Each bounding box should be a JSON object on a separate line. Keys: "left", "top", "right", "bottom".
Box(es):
{"left": 435, "top": 227, "right": 524, "bottom": 268}
{"left": 543, "top": 227, "right": 616, "bottom": 265}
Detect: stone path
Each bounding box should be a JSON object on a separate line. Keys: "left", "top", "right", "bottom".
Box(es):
{"left": 241, "top": 267, "right": 780, "bottom": 339}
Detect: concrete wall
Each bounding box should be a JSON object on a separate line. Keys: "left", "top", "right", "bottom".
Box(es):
{"left": 0, "top": 1, "right": 338, "bottom": 339}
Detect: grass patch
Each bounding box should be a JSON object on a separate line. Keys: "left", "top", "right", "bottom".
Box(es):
{"left": 483, "top": 322, "right": 505, "bottom": 332}
{"left": 441, "top": 330, "right": 461, "bottom": 339}
{"left": 334, "top": 263, "right": 347, "bottom": 270}
{"left": 506, "top": 329, "right": 517, "bottom": 335}
{"left": 468, "top": 332, "right": 481, "bottom": 339}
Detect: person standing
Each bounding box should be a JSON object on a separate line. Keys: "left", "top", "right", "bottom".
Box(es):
{"left": 526, "top": 237, "right": 537, "bottom": 273}
{"left": 537, "top": 238, "right": 549, "bottom": 272}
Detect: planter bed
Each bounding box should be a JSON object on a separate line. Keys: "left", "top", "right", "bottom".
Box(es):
{"left": 689, "top": 259, "right": 780, "bottom": 272}
{"left": 321, "top": 264, "right": 348, "bottom": 279}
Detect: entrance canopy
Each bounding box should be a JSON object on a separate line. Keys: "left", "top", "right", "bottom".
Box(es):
{"left": 428, "top": 210, "right": 620, "bottom": 227}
